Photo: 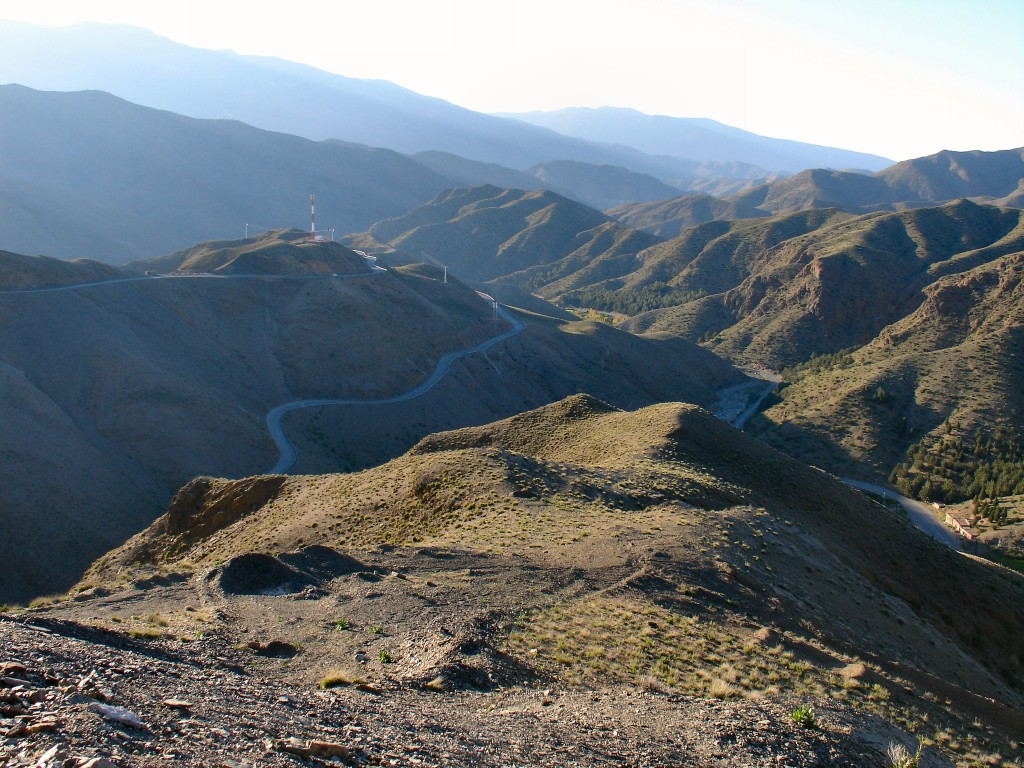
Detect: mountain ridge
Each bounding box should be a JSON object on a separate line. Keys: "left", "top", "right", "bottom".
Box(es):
{"left": 29, "top": 394, "right": 1023, "bottom": 766}
{"left": 0, "top": 84, "right": 451, "bottom": 262}
{"left": 501, "top": 106, "right": 893, "bottom": 173}
{"left": 0, "top": 238, "right": 742, "bottom": 602}
{"left": 0, "top": 20, "right": 895, "bottom": 180}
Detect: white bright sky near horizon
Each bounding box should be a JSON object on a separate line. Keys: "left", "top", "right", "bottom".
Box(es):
{"left": 0, "top": 0, "right": 1021, "bottom": 161}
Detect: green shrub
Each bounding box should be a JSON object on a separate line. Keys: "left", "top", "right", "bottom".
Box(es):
{"left": 791, "top": 704, "right": 817, "bottom": 728}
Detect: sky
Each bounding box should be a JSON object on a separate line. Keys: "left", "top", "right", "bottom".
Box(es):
{"left": 0, "top": 0, "right": 1021, "bottom": 160}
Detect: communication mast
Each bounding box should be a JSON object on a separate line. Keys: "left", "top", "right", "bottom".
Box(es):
{"left": 309, "top": 194, "right": 316, "bottom": 241}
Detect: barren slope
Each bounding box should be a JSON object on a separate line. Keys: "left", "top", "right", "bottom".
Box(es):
{"left": 33, "top": 396, "right": 1024, "bottom": 767}
{"left": 367, "top": 185, "right": 660, "bottom": 285}
{"left": 746, "top": 249, "right": 1024, "bottom": 475}
{"left": 0, "top": 243, "right": 742, "bottom": 602}
{"left": 128, "top": 229, "right": 369, "bottom": 276}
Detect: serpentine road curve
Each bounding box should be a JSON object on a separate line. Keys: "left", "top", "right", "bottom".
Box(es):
{"left": 0, "top": 269, "right": 523, "bottom": 477}
{"left": 265, "top": 295, "right": 525, "bottom": 474}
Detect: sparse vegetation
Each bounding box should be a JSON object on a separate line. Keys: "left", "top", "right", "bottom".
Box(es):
{"left": 128, "top": 627, "right": 164, "bottom": 639}
{"left": 791, "top": 704, "right": 817, "bottom": 728}
{"left": 561, "top": 283, "right": 708, "bottom": 316}
{"left": 319, "top": 671, "right": 365, "bottom": 689}
{"left": 887, "top": 741, "right": 923, "bottom": 768}
{"left": 28, "top": 594, "right": 65, "bottom": 609}
{"left": 779, "top": 348, "right": 858, "bottom": 384}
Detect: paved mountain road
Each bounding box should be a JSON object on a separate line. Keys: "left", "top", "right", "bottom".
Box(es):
{"left": 265, "top": 295, "right": 525, "bottom": 474}
{"left": 841, "top": 477, "right": 965, "bottom": 552}
{"left": 711, "top": 366, "right": 965, "bottom": 554}
{"left": 1, "top": 267, "right": 523, "bottom": 477}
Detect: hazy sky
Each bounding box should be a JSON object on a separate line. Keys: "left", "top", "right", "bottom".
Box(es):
{"left": 0, "top": 0, "right": 1021, "bottom": 160}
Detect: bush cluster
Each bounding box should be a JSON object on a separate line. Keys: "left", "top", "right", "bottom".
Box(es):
{"left": 889, "top": 425, "right": 1024, "bottom": 507}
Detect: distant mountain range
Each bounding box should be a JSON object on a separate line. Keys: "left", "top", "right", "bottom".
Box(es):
{"left": 0, "top": 20, "right": 890, "bottom": 179}
{"left": 501, "top": 106, "right": 893, "bottom": 173}
{"left": 610, "top": 148, "right": 1024, "bottom": 237}
{"left": 356, "top": 144, "right": 1024, "bottom": 317}
{"left": 412, "top": 152, "right": 776, "bottom": 211}
{"left": 0, "top": 84, "right": 451, "bottom": 262}
{"left": 727, "top": 148, "right": 1024, "bottom": 214}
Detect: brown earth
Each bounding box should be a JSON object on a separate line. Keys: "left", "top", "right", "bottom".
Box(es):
{"left": 746, "top": 248, "right": 1024, "bottom": 476}
{"left": 0, "top": 252, "right": 741, "bottom": 603}
{"left": 128, "top": 229, "right": 369, "bottom": 276}
{"left": 0, "top": 250, "right": 125, "bottom": 290}
{"left": 23, "top": 396, "right": 1023, "bottom": 767}
{"left": 0, "top": 615, "right": 946, "bottom": 768}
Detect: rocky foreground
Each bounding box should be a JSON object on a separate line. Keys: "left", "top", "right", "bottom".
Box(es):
{"left": 0, "top": 614, "right": 944, "bottom": 768}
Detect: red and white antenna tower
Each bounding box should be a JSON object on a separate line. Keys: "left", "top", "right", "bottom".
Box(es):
{"left": 309, "top": 194, "right": 316, "bottom": 241}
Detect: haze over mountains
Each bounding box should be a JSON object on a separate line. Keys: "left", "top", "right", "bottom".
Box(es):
{"left": 0, "top": 21, "right": 890, "bottom": 179}
{"left": 727, "top": 148, "right": 1024, "bottom": 215}
{"left": 503, "top": 106, "right": 892, "bottom": 173}
{"left": 1, "top": 17, "right": 1023, "bottom": 765}
{"left": 0, "top": 84, "right": 452, "bottom": 262}
{"left": 609, "top": 148, "right": 1024, "bottom": 238}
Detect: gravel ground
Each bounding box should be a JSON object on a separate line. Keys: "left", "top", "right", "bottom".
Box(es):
{"left": 1, "top": 615, "right": 947, "bottom": 768}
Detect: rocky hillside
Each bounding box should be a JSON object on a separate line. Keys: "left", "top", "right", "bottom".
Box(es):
{"left": 128, "top": 229, "right": 369, "bottom": 276}
{"left": 727, "top": 148, "right": 1024, "bottom": 216}
{"left": 367, "top": 185, "right": 661, "bottom": 284}
{"left": 0, "top": 244, "right": 742, "bottom": 603}
{"left": 526, "top": 199, "right": 1024, "bottom": 480}
{"left": 0, "top": 617, "right": 945, "bottom": 768}
{"left": 746, "top": 247, "right": 1024, "bottom": 476}
{"left": 13, "top": 395, "right": 1022, "bottom": 767}
{"left": 624, "top": 201, "right": 1024, "bottom": 367}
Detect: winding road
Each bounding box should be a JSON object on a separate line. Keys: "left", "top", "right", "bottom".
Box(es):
{"left": 840, "top": 477, "right": 965, "bottom": 552}
{"left": 714, "top": 372, "right": 782, "bottom": 429}
{"left": 10, "top": 270, "right": 968, "bottom": 553}
{"left": 712, "top": 367, "right": 965, "bottom": 554}
{"left": 265, "top": 295, "right": 525, "bottom": 474}
{"left": 3, "top": 265, "right": 525, "bottom": 477}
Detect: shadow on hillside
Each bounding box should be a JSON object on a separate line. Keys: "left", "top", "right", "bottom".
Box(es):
{"left": 743, "top": 410, "right": 880, "bottom": 481}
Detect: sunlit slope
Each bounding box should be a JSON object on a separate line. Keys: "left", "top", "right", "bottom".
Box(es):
{"left": 76, "top": 395, "right": 1024, "bottom": 760}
